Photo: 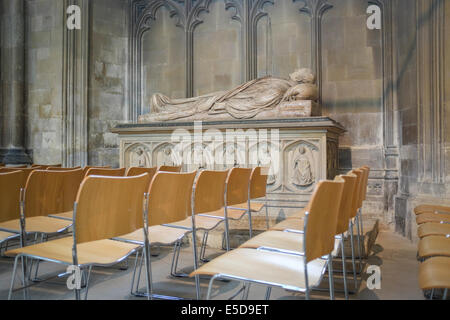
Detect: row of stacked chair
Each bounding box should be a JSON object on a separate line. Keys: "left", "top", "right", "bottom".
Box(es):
{"left": 0, "top": 165, "right": 268, "bottom": 299}
{"left": 191, "top": 166, "right": 371, "bottom": 300}
{"left": 0, "top": 164, "right": 369, "bottom": 300}
{"left": 415, "top": 204, "right": 450, "bottom": 300}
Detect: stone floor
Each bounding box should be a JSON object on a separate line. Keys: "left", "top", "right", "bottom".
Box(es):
{"left": 0, "top": 225, "right": 425, "bottom": 300}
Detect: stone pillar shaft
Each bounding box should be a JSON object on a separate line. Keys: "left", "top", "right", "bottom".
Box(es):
{"left": 0, "top": 0, "right": 30, "bottom": 164}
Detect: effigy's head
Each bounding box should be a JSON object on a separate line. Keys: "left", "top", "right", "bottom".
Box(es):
{"left": 289, "top": 68, "right": 316, "bottom": 84}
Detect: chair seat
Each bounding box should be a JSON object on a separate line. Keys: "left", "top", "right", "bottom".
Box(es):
{"left": 190, "top": 248, "right": 327, "bottom": 291}
{"left": 416, "top": 213, "right": 450, "bottom": 225}
{"left": 418, "top": 236, "right": 450, "bottom": 258}
{"left": 200, "top": 207, "right": 247, "bottom": 220}
{"left": 419, "top": 256, "right": 450, "bottom": 290}
{"left": 48, "top": 211, "right": 73, "bottom": 221}
{"left": 231, "top": 202, "right": 265, "bottom": 212}
{"left": 270, "top": 218, "right": 304, "bottom": 232}
{"left": 0, "top": 216, "right": 72, "bottom": 234}
{"left": 415, "top": 205, "right": 450, "bottom": 215}
{"left": 286, "top": 208, "right": 307, "bottom": 220}
{"left": 239, "top": 230, "right": 340, "bottom": 256}
{"left": 5, "top": 237, "right": 139, "bottom": 266}
{"left": 0, "top": 231, "right": 19, "bottom": 243}
{"left": 118, "top": 225, "right": 189, "bottom": 246}
{"left": 418, "top": 223, "right": 450, "bottom": 238}
{"left": 171, "top": 215, "right": 223, "bottom": 231}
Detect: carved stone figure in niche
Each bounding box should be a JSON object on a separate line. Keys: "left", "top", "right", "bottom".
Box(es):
{"left": 161, "top": 146, "right": 181, "bottom": 166}
{"left": 257, "top": 144, "right": 277, "bottom": 185}
{"left": 138, "top": 68, "right": 320, "bottom": 123}
{"left": 131, "top": 147, "right": 148, "bottom": 167}
{"left": 223, "top": 144, "right": 245, "bottom": 168}
{"left": 291, "top": 146, "right": 314, "bottom": 187}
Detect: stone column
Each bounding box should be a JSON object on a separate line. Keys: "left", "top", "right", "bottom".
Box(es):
{"left": 0, "top": 0, "right": 31, "bottom": 164}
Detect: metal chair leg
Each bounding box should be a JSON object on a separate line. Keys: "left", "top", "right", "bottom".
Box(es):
{"left": 359, "top": 210, "right": 366, "bottom": 258}
{"left": 265, "top": 287, "right": 272, "bottom": 300}
{"left": 349, "top": 221, "right": 358, "bottom": 291}
{"left": 248, "top": 211, "right": 253, "bottom": 239}
{"left": 341, "top": 235, "right": 348, "bottom": 300}
{"left": 8, "top": 255, "right": 20, "bottom": 300}
{"left": 84, "top": 265, "right": 92, "bottom": 300}
{"left": 242, "top": 282, "right": 251, "bottom": 300}
{"left": 355, "top": 216, "right": 363, "bottom": 273}
{"left": 443, "top": 288, "right": 448, "bottom": 300}
{"left": 328, "top": 254, "right": 335, "bottom": 300}
{"left": 200, "top": 231, "right": 210, "bottom": 262}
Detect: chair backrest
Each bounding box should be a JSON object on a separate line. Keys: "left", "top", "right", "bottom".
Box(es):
{"left": 304, "top": 178, "right": 344, "bottom": 263}
{"left": 47, "top": 166, "right": 81, "bottom": 171}
{"left": 126, "top": 167, "right": 158, "bottom": 190}
{"left": 349, "top": 169, "right": 363, "bottom": 218}
{"left": 158, "top": 165, "right": 182, "bottom": 173}
{"left": 126, "top": 167, "right": 157, "bottom": 178}
{"left": 194, "top": 170, "right": 229, "bottom": 215}
{"left": 355, "top": 168, "right": 368, "bottom": 209}
{"left": 360, "top": 166, "right": 370, "bottom": 202}
{"left": 335, "top": 174, "right": 357, "bottom": 235}
{"left": 147, "top": 171, "right": 197, "bottom": 226}
{"left": 24, "top": 169, "right": 84, "bottom": 218}
{"left": 226, "top": 168, "right": 252, "bottom": 206}
{"left": 74, "top": 174, "right": 150, "bottom": 244}
{"left": 81, "top": 166, "right": 111, "bottom": 177}
{"left": 0, "top": 171, "right": 24, "bottom": 223}
{"left": 249, "top": 167, "right": 268, "bottom": 200}
{"left": 84, "top": 167, "right": 125, "bottom": 178}
{"left": 0, "top": 167, "right": 36, "bottom": 186}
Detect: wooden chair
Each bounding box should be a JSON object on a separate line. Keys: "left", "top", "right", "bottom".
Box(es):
{"left": 270, "top": 169, "right": 364, "bottom": 289}
{"left": 158, "top": 165, "right": 182, "bottom": 172}
{"left": 119, "top": 170, "right": 231, "bottom": 298}
{"left": 143, "top": 171, "right": 197, "bottom": 299}
{"left": 6, "top": 173, "right": 150, "bottom": 300}
{"left": 228, "top": 167, "right": 270, "bottom": 229}
{"left": 0, "top": 171, "right": 24, "bottom": 254}
{"left": 419, "top": 256, "right": 449, "bottom": 300}
{"left": 418, "top": 223, "right": 450, "bottom": 239}
{"left": 196, "top": 168, "right": 253, "bottom": 251}
{"left": 191, "top": 179, "right": 345, "bottom": 300}
{"left": 415, "top": 204, "right": 450, "bottom": 215}
{"left": 81, "top": 166, "right": 111, "bottom": 177}
{"left": 0, "top": 163, "right": 5, "bottom": 167}
{"left": 84, "top": 167, "right": 125, "bottom": 178}
{"left": 0, "top": 170, "right": 82, "bottom": 241}
{"left": 416, "top": 212, "right": 450, "bottom": 225}
{"left": 238, "top": 174, "right": 356, "bottom": 299}
{"left": 418, "top": 236, "right": 450, "bottom": 260}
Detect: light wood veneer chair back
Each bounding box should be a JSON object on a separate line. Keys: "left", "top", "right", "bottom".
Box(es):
{"left": 158, "top": 165, "right": 182, "bottom": 173}
{"left": 360, "top": 166, "right": 370, "bottom": 202}
{"left": 147, "top": 171, "right": 197, "bottom": 226}
{"left": 349, "top": 169, "right": 363, "bottom": 218}
{"left": 226, "top": 168, "right": 252, "bottom": 206}
{"left": 24, "top": 169, "right": 84, "bottom": 218}
{"left": 0, "top": 171, "right": 23, "bottom": 223}
{"left": 0, "top": 167, "right": 36, "bottom": 185}
{"left": 74, "top": 174, "right": 150, "bottom": 244}
{"left": 47, "top": 166, "right": 81, "bottom": 171}
{"left": 81, "top": 166, "right": 111, "bottom": 177}
{"left": 335, "top": 174, "right": 357, "bottom": 235}
{"left": 304, "top": 178, "right": 344, "bottom": 263}
{"left": 84, "top": 167, "right": 125, "bottom": 178}
{"left": 194, "top": 170, "right": 229, "bottom": 215}
{"left": 249, "top": 167, "right": 268, "bottom": 200}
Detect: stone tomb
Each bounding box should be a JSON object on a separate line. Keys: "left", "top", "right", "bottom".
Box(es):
{"left": 112, "top": 117, "right": 345, "bottom": 247}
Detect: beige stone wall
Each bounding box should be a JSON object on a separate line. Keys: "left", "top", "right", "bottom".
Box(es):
{"left": 25, "top": 0, "right": 64, "bottom": 164}
{"left": 256, "top": 0, "right": 311, "bottom": 78}
{"left": 193, "top": 0, "right": 243, "bottom": 96}
{"left": 88, "top": 0, "right": 129, "bottom": 167}
{"left": 142, "top": 6, "right": 186, "bottom": 108}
